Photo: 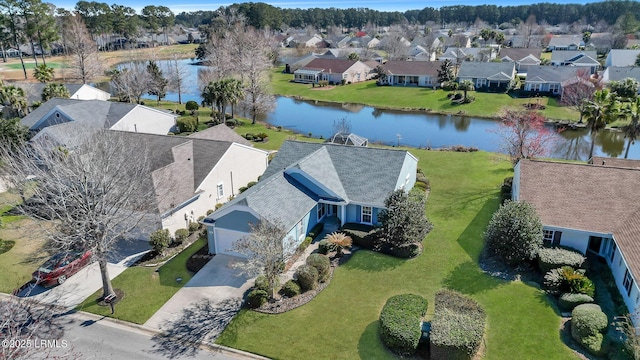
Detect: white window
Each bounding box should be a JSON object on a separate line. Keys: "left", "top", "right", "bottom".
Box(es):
{"left": 529, "top": 83, "right": 541, "bottom": 92}
{"left": 476, "top": 79, "right": 486, "bottom": 88}
{"left": 624, "top": 269, "right": 634, "bottom": 296}
{"left": 543, "top": 230, "right": 554, "bottom": 246}
{"left": 362, "top": 206, "right": 372, "bottom": 224}
{"left": 216, "top": 183, "right": 224, "bottom": 199}
{"left": 549, "top": 83, "right": 560, "bottom": 94}
{"left": 610, "top": 241, "right": 617, "bottom": 262}
{"left": 297, "top": 220, "right": 305, "bottom": 240}
{"left": 317, "top": 204, "right": 325, "bottom": 220}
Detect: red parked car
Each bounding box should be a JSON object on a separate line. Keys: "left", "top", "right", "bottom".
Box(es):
{"left": 32, "top": 250, "right": 93, "bottom": 287}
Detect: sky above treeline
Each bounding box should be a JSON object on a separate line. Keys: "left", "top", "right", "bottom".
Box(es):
{"left": 52, "top": 0, "right": 604, "bottom": 14}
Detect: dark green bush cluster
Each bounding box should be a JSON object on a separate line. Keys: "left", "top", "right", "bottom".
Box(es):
{"left": 543, "top": 266, "right": 595, "bottom": 297}
{"left": 247, "top": 289, "right": 268, "bottom": 308}
{"left": 379, "top": 294, "right": 428, "bottom": 356}
{"left": 430, "top": 289, "right": 486, "bottom": 360}
{"left": 306, "top": 254, "right": 331, "bottom": 282}
{"left": 185, "top": 100, "right": 199, "bottom": 114}
{"left": 244, "top": 132, "right": 268, "bottom": 141}
{"left": 295, "top": 264, "right": 318, "bottom": 292}
{"left": 559, "top": 293, "right": 594, "bottom": 312}
{"left": 340, "top": 223, "right": 380, "bottom": 249}
{"left": 149, "top": 229, "right": 171, "bottom": 255}
{"left": 280, "top": 279, "right": 301, "bottom": 297}
{"left": 239, "top": 181, "right": 259, "bottom": 194}
{"left": 500, "top": 176, "right": 513, "bottom": 203}
{"left": 538, "top": 247, "right": 586, "bottom": 273}
{"left": 318, "top": 239, "right": 337, "bottom": 255}
{"left": 254, "top": 275, "right": 269, "bottom": 292}
{"left": 308, "top": 222, "right": 324, "bottom": 240}
{"left": 177, "top": 117, "right": 198, "bottom": 133}
{"left": 174, "top": 228, "right": 189, "bottom": 244}
{"left": 571, "top": 304, "right": 608, "bottom": 356}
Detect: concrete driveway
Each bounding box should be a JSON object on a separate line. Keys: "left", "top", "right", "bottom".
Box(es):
{"left": 16, "top": 239, "right": 150, "bottom": 309}
{"left": 144, "top": 254, "right": 253, "bottom": 331}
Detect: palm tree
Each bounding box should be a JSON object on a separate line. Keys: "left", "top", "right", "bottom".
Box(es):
{"left": 42, "top": 83, "right": 70, "bottom": 101}
{"left": 622, "top": 97, "right": 640, "bottom": 159}
{"left": 201, "top": 81, "right": 223, "bottom": 121}
{"left": 583, "top": 89, "right": 621, "bottom": 159}
{"left": 224, "top": 78, "right": 244, "bottom": 119}
{"left": 459, "top": 80, "right": 475, "bottom": 102}
{"left": 0, "top": 84, "right": 27, "bottom": 118}
{"left": 33, "top": 64, "right": 54, "bottom": 83}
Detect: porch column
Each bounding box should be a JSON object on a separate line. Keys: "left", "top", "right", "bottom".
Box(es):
{"left": 340, "top": 205, "right": 346, "bottom": 226}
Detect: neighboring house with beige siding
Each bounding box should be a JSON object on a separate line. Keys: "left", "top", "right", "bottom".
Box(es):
{"left": 513, "top": 158, "right": 640, "bottom": 323}
{"left": 293, "top": 58, "right": 373, "bottom": 84}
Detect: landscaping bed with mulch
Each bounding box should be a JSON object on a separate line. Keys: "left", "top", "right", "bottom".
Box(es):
{"left": 255, "top": 252, "right": 353, "bottom": 314}
{"left": 186, "top": 243, "right": 214, "bottom": 273}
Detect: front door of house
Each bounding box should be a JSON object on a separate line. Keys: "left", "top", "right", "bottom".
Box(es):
{"left": 331, "top": 205, "right": 337, "bottom": 215}
{"left": 588, "top": 236, "right": 603, "bottom": 254}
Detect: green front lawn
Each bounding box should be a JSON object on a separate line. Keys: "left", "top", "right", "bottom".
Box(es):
{"left": 217, "top": 149, "right": 577, "bottom": 359}
{"left": 269, "top": 67, "right": 579, "bottom": 121}
{"left": 76, "top": 237, "right": 206, "bottom": 324}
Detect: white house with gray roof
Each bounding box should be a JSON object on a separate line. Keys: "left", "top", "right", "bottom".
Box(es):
{"left": 202, "top": 140, "right": 418, "bottom": 258}
{"left": 605, "top": 49, "right": 640, "bottom": 68}
{"left": 456, "top": 62, "right": 516, "bottom": 91}
{"left": 602, "top": 67, "right": 640, "bottom": 94}
{"left": 523, "top": 66, "right": 583, "bottom": 95}
{"left": 21, "top": 98, "right": 177, "bottom": 148}
{"left": 550, "top": 50, "right": 600, "bottom": 74}
{"left": 17, "top": 83, "right": 111, "bottom": 105}
{"left": 111, "top": 131, "right": 269, "bottom": 239}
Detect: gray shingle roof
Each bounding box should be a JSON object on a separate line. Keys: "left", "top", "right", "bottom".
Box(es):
{"left": 21, "top": 98, "right": 136, "bottom": 130}
{"left": 498, "top": 48, "right": 542, "bottom": 62}
{"left": 302, "top": 58, "right": 360, "bottom": 74}
{"left": 188, "top": 124, "right": 252, "bottom": 147}
{"left": 607, "top": 50, "right": 640, "bottom": 67}
{"left": 457, "top": 62, "right": 515, "bottom": 80}
{"left": 383, "top": 60, "right": 442, "bottom": 76}
{"left": 525, "top": 66, "right": 582, "bottom": 83}
{"left": 212, "top": 141, "right": 413, "bottom": 230}
{"left": 605, "top": 66, "right": 640, "bottom": 82}
{"left": 550, "top": 50, "right": 598, "bottom": 65}
{"left": 111, "top": 131, "right": 233, "bottom": 213}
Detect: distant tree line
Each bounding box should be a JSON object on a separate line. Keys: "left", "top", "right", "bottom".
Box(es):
{"left": 174, "top": 1, "right": 640, "bottom": 30}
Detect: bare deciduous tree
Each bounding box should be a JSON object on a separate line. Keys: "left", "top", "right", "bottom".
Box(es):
{"left": 384, "top": 27, "right": 409, "bottom": 61}
{"left": 62, "top": 13, "right": 102, "bottom": 84}
{"left": 165, "top": 53, "right": 190, "bottom": 105}
{"left": 230, "top": 221, "right": 296, "bottom": 299}
{"left": 0, "top": 296, "right": 76, "bottom": 359}
{"left": 560, "top": 68, "right": 600, "bottom": 123}
{"left": 111, "top": 61, "right": 150, "bottom": 103}
{"left": 1, "top": 129, "right": 157, "bottom": 303}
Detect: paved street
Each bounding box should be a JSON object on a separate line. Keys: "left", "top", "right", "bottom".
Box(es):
{"left": 51, "top": 311, "right": 262, "bottom": 360}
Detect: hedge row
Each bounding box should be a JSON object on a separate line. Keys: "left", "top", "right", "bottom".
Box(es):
{"left": 538, "top": 247, "right": 586, "bottom": 273}
{"left": 340, "top": 223, "right": 380, "bottom": 249}
{"left": 379, "top": 294, "right": 428, "bottom": 356}
{"left": 430, "top": 289, "right": 486, "bottom": 360}
{"left": 308, "top": 222, "right": 324, "bottom": 240}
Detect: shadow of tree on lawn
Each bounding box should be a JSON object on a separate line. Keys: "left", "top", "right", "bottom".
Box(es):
{"left": 150, "top": 297, "right": 242, "bottom": 359}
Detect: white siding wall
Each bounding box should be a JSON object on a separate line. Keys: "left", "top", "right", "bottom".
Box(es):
{"left": 161, "top": 144, "right": 268, "bottom": 237}
{"left": 546, "top": 226, "right": 596, "bottom": 254}
{"left": 606, "top": 237, "right": 640, "bottom": 317}
{"left": 71, "top": 86, "right": 111, "bottom": 101}
{"left": 394, "top": 153, "right": 418, "bottom": 191}
{"left": 110, "top": 106, "right": 176, "bottom": 135}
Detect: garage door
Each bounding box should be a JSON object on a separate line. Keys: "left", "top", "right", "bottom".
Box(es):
{"left": 213, "top": 228, "right": 249, "bottom": 258}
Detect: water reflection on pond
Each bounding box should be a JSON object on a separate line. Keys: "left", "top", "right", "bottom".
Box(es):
{"left": 108, "top": 59, "right": 640, "bottom": 161}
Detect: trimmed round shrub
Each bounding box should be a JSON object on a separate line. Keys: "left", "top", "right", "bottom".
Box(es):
{"left": 318, "top": 239, "right": 336, "bottom": 255}
{"left": 379, "top": 294, "right": 428, "bottom": 356}
{"left": 174, "top": 228, "right": 189, "bottom": 244}
{"left": 254, "top": 275, "right": 270, "bottom": 292}
{"left": 206, "top": 209, "right": 214, "bottom": 215}
{"left": 538, "top": 247, "right": 586, "bottom": 273}
{"left": 188, "top": 221, "right": 201, "bottom": 233}
{"left": 280, "top": 280, "right": 301, "bottom": 297}
{"left": 571, "top": 304, "right": 608, "bottom": 356}
{"left": 484, "top": 200, "right": 543, "bottom": 265}
{"left": 559, "top": 293, "right": 594, "bottom": 312}
{"left": 149, "top": 229, "right": 171, "bottom": 255}
{"left": 177, "top": 117, "right": 198, "bottom": 132}
{"left": 295, "top": 264, "right": 319, "bottom": 292}
{"left": 185, "top": 100, "right": 199, "bottom": 113}
{"left": 246, "top": 289, "right": 268, "bottom": 308}
{"left": 430, "top": 289, "right": 486, "bottom": 360}
{"left": 306, "top": 254, "right": 331, "bottom": 282}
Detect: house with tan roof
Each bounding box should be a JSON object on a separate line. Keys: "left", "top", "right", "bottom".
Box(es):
{"left": 379, "top": 61, "right": 442, "bottom": 88}
{"left": 293, "top": 58, "right": 373, "bottom": 85}
{"left": 513, "top": 158, "right": 640, "bottom": 318}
